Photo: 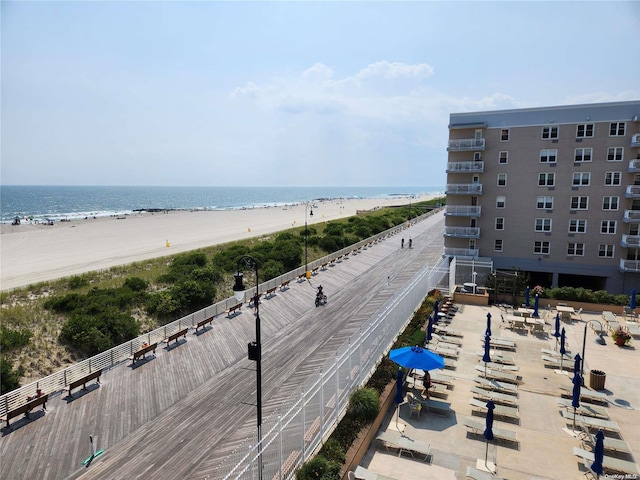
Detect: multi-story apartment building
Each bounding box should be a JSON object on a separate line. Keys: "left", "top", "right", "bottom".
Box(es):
{"left": 444, "top": 101, "right": 640, "bottom": 294}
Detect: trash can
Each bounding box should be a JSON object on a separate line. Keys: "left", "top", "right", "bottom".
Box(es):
{"left": 589, "top": 370, "right": 606, "bottom": 390}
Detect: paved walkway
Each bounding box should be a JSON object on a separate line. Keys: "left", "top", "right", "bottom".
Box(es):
{"left": 358, "top": 304, "right": 640, "bottom": 479}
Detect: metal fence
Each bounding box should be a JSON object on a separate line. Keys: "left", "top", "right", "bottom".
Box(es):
{"left": 0, "top": 209, "right": 442, "bottom": 420}
{"left": 218, "top": 254, "right": 451, "bottom": 480}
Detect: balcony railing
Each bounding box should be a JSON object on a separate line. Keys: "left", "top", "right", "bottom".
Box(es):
{"left": 444, "top": 247, "right": 479, "bottom": 257}
{"left": 444, "top": 226, "right": 480, "bottom": 238}
{"left": 444, "top": 205, "right": 482, "bottom": 217}
{"left": 447, "top": 138, "right": 486, "bottom": 151}
{"left": 446, "top": 161, "right": 485, "bottom": 173}
{"left": 621, "top": 234, "right": 640, "bottom": 248}
{"left": 626, "top": 185, "right": 640, "bottom": 198}
{"left": 623, "top": 210, "right": 640, "bottom": 223}
{"left": 628, "top": 159, "right": 640, "bottom": 172}
{"left": 620, "top": 259, "right": 640, "bottom": 272}
{"left": 631, "top": 133, "right": 640, "bottom": 148}
{"left": 445, "top": 184, "right": 483, "bottom": 195}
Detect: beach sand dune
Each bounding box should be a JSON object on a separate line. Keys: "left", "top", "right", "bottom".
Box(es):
{"left": 0, "top": 195, "right": 435, "bottom": 290}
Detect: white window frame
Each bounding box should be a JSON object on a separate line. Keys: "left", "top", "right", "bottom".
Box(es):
{"left": 500, "top": 129, "right": 510, "bottom": 141}
{"left": 540, "top": 149, "right": 558, "bottom": 163}
{"left": 604, "top": 172, "right": 622, "bottom": 186}
{"left": 609, "top": 122, "right": 626, "bottom": 136}
{"left": 499, "top": 151, "right": 508, "bottom": 164}
{"left": 598, "top": 244, "right": 615, "bottom": 258}
{"left": 538, "top": 172, "right": 555, "bottom": 186}
{"left": 569, "top": 219, "right": 587, "bottom": 233}
{"left": 542, "top": 126, "right": 558, "bottom": 139}
{"left": 572, "top": 172, "right": 591, "bottom": 186}
{"left": 497, "top": 173, "right": 507, "bottom": 187}
{"left": 496, "top": 196, "right": 506, "bottom": 209}
{"left": 495, "top": 217, "right": 504, "bottom": 230}
{"left": 602, "top": 196, "right": 619, "bottom": 210}
{"left": 534, "top": 218, "right": 552, "bottom": 232}
{"left": 536, "top": 196, "right": 554, "bottom": 209}
{"left": 607, "top": 147, "right": 624, "bottom": 162}
{"left": 570, "top": 196, "right": 589, "bottom": 210}
{"left": 534, "top": 241, "right": 550, "bottom": 255}
{"left": 601, "top": 220, "right": 616, "bottom": 234}
{"left": 574, "top": 148, "right": 592, "bottom": 162}
{"left": 494, "top": 239, "right": 503, "bottom": 252}
{"left": 567, "top": 242, "right": 585, "bottom": 256}
{"left": 576, "top": 124, "right": 594, "bottom": 138}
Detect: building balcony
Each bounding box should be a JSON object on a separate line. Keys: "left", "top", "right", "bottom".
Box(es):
{"left": 621, "top": 234, "right": 640, "bottom": 248}
{"left": 620, "top": 259, "right": 640, "bottom": 272}
{"left": 631, "top": 133, "right": 640, "bottom": 148}
{"left": 444, "top": 247, "right": 479, "bottom": 257}
{"left": 628, "top": 159, "right": 640, "bottom": 172}
{"left": 447, "top": 138, "right": 486, "bottom": 151}
{"left": 444, "top": 205, "right": 482, "bottom": 217}
{"left": 626, "top": 186, "right": 640, "bottom": 198}
{"left": 444, "top": 226, "right": 480, "bottom": 238}
{"left": 446, "top": 161, "right": 484, "bottom": 173}
{"left": 623, "top": 210, "right": 640, "bottom": 223}
{"left": 445, "top": 184, "right": 483, "bottom": 195}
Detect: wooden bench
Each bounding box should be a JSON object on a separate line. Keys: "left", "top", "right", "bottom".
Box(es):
{"left": 195, "top": 316, "right": 214, "bottom": 332}
{"left": 297, "top": 273, "right": 306, "bottom": 282}
{"left": 311, "top": 267, "right": 319, "bottom": 275}
{"left": 321, "top": 262, "right": 329, "bottom": 270}
{"left": 65, "top": 370, "right": 102, "bottom": 397}
{"left": 271, "top": 450, "right": 301, "bottom": 480}
{"left": 248, "top": 293, "right": 262, "bottom": 308}
{"left": 1, "top": 394, "right": 48, "bottom": 429}
{"left": 226, "top": 303, "right": 242, "bottom": 317}
{"left": 163, "top": 328, "right": 188, "bottom": 345}
{"left": 280, "top": 280, "right": 290, "bottom": 291}
{"left": 265, "top": 286, "right": 277, "bottom": 299}
{"left": 129, "top": 343, "right": 158, "bottom": 364}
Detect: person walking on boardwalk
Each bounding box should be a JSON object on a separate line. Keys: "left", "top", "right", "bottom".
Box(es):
{"left": 401, "top": 238, "right": 405, "bottom": 248}
{"left": 409, "top": 238, "right": 413, "bottom": 248}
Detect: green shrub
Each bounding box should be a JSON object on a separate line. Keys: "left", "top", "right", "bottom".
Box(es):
{"left": 295, "top": 454, "right": 340, "bottom": 480}
{"left": 347, "top": 387, "right": 380, "bottom": 423}
{"left": 124, "top": 276, "right": 149, "bottom": 292}
{"left": 1, "top": 358, "right": 24, "bottom": 395}
{"left": 68, "top": 275, "right": 89, "bottom": 289}
{"left": 0, "top": 326, "right": 33, "bottom": 351}
{"left": 318, "top": 438, "right": 345, "bottom": 464}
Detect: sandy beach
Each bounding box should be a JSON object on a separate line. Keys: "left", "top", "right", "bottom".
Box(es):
{"left": 0, "top": 195, "right": 435, "bottom": 291}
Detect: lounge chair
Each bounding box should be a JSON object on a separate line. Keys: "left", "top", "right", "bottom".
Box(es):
{"left": 541, "top": 348, "right": 572, "bottom": 359}
{"left": 561, "top": 411, "right": 620, "bottom": 433}
{"left": 469, "top": 398, "right": 519, "bottom": 420}
{"left": 485, "top": 338, "right": 516, "bottom": 351}
{"left": 432, "top": 333, "right": 462, "bottom": 345}
{"left": 541, "top": 355, "right": 573, "bottom": 370}
{"left": 476, "top": 351, "right": 515, "bottom": 365}
{"left": 626, "top": 322, "right": 640, "bottom": 337}
{"left": 434, "top": 346, "right": 459, "bottom": 358}
{"left": 578, "top": 428, "right": 632, "bottom": 455}
{"left": 558, "top": 386, "right": 608, "bottom": 405}
{"left": 474, "top": 365, "right": 519, "bottom": 383}
{"left": 474, "top": 376, "right": 518, "bottom": 395}
{"left": 410, "top": 378, "right": 448, "bottom": 398}
{"left": 434, "top": 326, "right": 463, "bottom": 337}
{"left": 478, "top": 361, "right": 519, "bottom": 372}
{"left": 430, "top": 371, "right": 454, "bottom": 386}
{"left": 572, "top": 447, "right": 639, "bottom": 475}
{"left": 465, "top": 466, "right": 505, "bottom": 480}
{"left": 556, "top": 398, "right": 609, "bottom": 419}
{"left": 375, "top": 430, "right": 431, "bottom": 461}
{"left": 462, "top": 417, "right": 518, "bottom": 443}
{"left": 471, "top": 387, "right": 518, "bottom": 406}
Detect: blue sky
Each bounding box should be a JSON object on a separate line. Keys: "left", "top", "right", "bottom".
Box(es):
{"left": 2, "top": 1, "right": 639, "bottom": 187}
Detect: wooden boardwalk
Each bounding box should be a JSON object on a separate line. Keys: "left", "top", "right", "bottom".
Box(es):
{"left": 0, "top": 213, "right": 445, "bottom": 480}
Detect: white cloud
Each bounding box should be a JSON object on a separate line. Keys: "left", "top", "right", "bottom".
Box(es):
{"left": 355, "top": 61, "right": 434, "bottom": 81}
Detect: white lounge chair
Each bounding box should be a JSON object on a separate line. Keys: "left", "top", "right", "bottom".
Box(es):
{"left": 469, "top": 398, "right": 519, "bottom": 420}
{"left": 475, "top": 365, "right": 519, "bottom": 383}
{"left": 478, "top": 361, "right": 519, "bottom": 372}
{"left": 561, "top": 411, "right": 620, "bottom": 433}
{"left": 474, "top": 376, "right": 518, "bottom": 394}
{"left": 556, "top": 398, "right": 609, "bottom": 419}
{"left": 476, "top": 350, "right": 516, "bottom": 365}
{"left": 572, "top": 447, "right": 639, "bottom": 475}
{"left": 375, "top": 430, "right": 431, "bottom": 461}
{"left": 558, "top": 386, "right": 608, "bottom": 405}
{"left": 471, "top": 387, "right": 518, "bottom": 406}
{"left": 462, "top": 417, "right": 518, "bottom": 443}
{"left": 578, "top": 428, "right": 632, "bottom": 455}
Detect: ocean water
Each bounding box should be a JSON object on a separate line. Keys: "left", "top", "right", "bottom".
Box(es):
{"left": 0, "top": 185, "right": 444, "bottom": 223}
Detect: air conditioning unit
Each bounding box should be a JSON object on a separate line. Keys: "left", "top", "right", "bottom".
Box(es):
{"left": 473, "top": 152, "right": 482, "bottom": 161}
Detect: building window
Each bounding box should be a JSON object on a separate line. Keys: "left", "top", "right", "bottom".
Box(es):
{"left": 496, "top": 196, "right": 506, "bottom": 208}
{"left": 494, "top": 239, "right": 503, "bottom": 252}
{"left": 538, "top": 173, "right": 555, "bottom": 186}
{"left": 604, "top": 172, "right": 622, "bottom": 186}
{"left": 569, "top": 219, "right": 587, "bottom": 233}
{"left": 500, "top": 129, "right": 510, "bottom": 141}
{"left": 495, "top": 217, "right": 504, "bottom": 230}
{"left": 499, "top": 151, "right": 508, "bottom": 164}
{"left": 599, "top": 244, "right": 615, "bottom": 258}
{"left": 570, "top": 196, "right": 589, "bottom": 210}
{"left": 572, "top": 172, "right": 591, "bottom": 186}
{"left": 576, "top": 124, "right": 594, "bottom": 138}
{"left": 534, "top": 241, "right": 550, "bottom": 254}
{"left": 609, "top": 122, "right": 626, "bottom": 136}
{"left": 607, "top": 147, "right": 624, "bottom": 162}
{"left": 575, "top": 148, "right": 592, "bottom": 162}
{"left": 535, "top": 218, "right": 552, "bottom": 232}
{"left": 497, "top": 173, "right": 507, "bottom": 186}
{"left": 537, "top": 196, "right": 554, "bottom": 209}
{"left": 567, "top": 243, "right": 585, "bottom": 256}
{"left": 601, "top": 220, "right": 616, "bottom": 234}
{"left": 602, "top": 196, "right": 619, "bottom": 210}
{"left": 542, "top": 126, "right": 558, "bottom": 139}
{"left": 540, "top": 149, "right": 557, "bottom": 163}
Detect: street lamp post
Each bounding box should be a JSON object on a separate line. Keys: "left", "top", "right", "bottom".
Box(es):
{"left": 305, "top": 204, "right": 313, "bottom": 277}
{"left": 581, "top": 319, "right": 606, "bottom": 385}
{"left": 233, "top": 255, "right": 262, "bottom": 479}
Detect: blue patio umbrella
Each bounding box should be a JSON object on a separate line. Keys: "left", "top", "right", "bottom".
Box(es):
{"left": 483, "top": 400, "right": 495, "bottom": 472}
{"left": 393, "top": 368, "right": 404, "bottom": 430}
{"left": 532, "top": 294, "right": 540, "bottom": 318}
{"left": 553, "top": 313, "right": 561, "bottom": 350}
{"left": 426, "top": 318, "right": 433, "bottom": 345}
{"left": 631, "top": 289, "right": 637, "bottom": 310}
{"left": 485, "top": 312, "right": 492, "bottom": 337}
{"left": 482, "top": 334, "right": 491, "bottom": 374}
{"left": 574, "top": 353, "right": 582, "bottom": 376}
{"left": 389, "top": 345, "right": 445, "bottom": 371}
{"left": 590, "top": 429, "right": 605, "bottom": 477}
{"left": 571, "top": 371, "right": 581, "bottom": 431}
{"left": 559, "top": 327, "right": 567, "bottom": 371}
{"left": 525, "top": 286, "right": 530, "bottom": 307}
{"left": 433, "top": 300, "right": 440, "bottom": 319}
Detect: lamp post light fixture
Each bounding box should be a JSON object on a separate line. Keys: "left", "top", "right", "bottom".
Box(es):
{"left": 581, "top": 319, "right": 606, "bottom": 385}
{"left": 232, "top": 255, "right": 263, "bottom": 479}
{"left": 305, "top": 204, "right": 313, "bottom": 277}
{"left": 472, "top": 271, "right": 478, "bottom": 295}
